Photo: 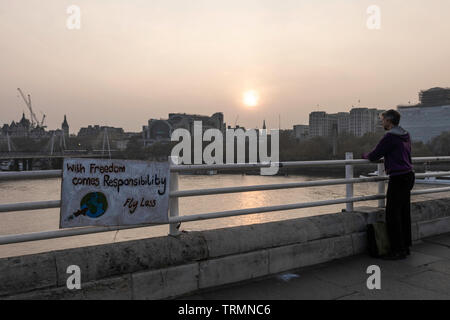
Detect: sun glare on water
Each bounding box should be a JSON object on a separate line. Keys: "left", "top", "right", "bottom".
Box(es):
{"left": 243, "top": 90, "right": 259, "bottom": 107}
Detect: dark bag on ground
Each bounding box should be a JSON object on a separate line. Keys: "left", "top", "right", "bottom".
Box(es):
{"left": 367, "top": 222, "right": 391, "bottom": 257}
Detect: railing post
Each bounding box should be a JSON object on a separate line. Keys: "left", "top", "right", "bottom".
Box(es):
{"left": 377, "top": 163, "right": 386, "bottom": 208}
{"left": 169, "top": 156, "right": 180, "bottom": 236}
{"left": 345, "top": 152, "right": 354, "bottom": 212}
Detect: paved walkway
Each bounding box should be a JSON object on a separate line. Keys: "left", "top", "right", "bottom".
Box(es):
{"left": 182, "top": 233, "right": 450, "bottom": 300}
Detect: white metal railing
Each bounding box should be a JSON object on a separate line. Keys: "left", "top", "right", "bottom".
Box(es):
{"left": 0, "top": 155, "right": 450, "bottom": 245}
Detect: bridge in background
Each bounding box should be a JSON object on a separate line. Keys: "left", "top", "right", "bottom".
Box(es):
{"left": 0, "top": 150, "right": 119, "bottom": 171}
{"left": 0, "top": 126, "right": 117, "bottom": 170}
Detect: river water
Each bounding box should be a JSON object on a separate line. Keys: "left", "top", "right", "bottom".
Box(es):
{"left": 0, "top": 173, "right": 449, "bottom": 258}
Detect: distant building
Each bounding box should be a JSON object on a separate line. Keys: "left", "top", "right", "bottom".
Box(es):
{"left": 144, "top": 119, "right": 171, "bottom": 142}
{"left": 327, "top": 113, "right": 339, "bottom": 136}
{"left": 309, "top": 112, "right": 340, "bottom": 137}
{"left": 29, "top": 126, "right": 47, "bottom": 139}
{"left": 48, "top": 129, "right": 64, "bottom": 137}
{"left": 1, "top": 113, "right": 71, "bottom": 140}
{"left": 398, "top": 105, "right": 450, "bottom": 142}
{"left": 293, "top": 125, "right": 309, "bottom": 140}
{"left": 369, "top": 108, "right": 384, "bottom": 133}
{"left": 336, "top": 112, "right": 350, "bottom": 134}
{"left": 419, "top": 87, "right": 450, "bottom": 106}
{"left": 349, "top": 108, "right": 369, "bottom": 137}
{"left": 1, "top": 113, "right": 31, "bottom": 137}
{"left": 167, "top": 112, "right": 225, "bottom": 134}
{"left": 142, "top": 112, "right": 225, "bottom": 146}
{"left": 78, "top": 125, "right": 124, "bottom": 138}
{"left": 397, "top": 87, "right": 450, "bottom": 142}
{"left": 280, "top": 129, "right": 295, "bottom": 138}
{"left": 349, "top": 108, "right": 383, "bottom": 137}
{"left": 309, "top": 112, "right": 329, "bottom": 137}
{"left": 309, "top": 108, "right": 383, "bottom": 138}
{"left": 62, "top": 115, "right": 69, "bottom": 137}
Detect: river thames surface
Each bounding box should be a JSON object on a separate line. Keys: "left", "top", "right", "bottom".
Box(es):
{"left": 0, "top": 173, "right": 449, "bottom": 257}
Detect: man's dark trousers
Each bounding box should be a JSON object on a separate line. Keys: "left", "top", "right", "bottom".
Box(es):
{"left": 385, "top": 171, "right": 415, "bottom": 254}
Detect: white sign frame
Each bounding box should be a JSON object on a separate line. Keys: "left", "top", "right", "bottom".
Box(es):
{"left": 60, "top": 158, "right": 170, "bottom": 228}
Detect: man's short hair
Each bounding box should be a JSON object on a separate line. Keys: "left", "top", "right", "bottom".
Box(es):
{"left": 382, "top": 109, "right": 401, "bottom": 126}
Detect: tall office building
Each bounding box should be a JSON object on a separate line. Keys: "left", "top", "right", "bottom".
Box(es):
{"left": 308, "top": 108, "right": 383, "bottom": 138}
{"left": 309, "top": 112, "right": 339, "bottom": 137}
{"left": 369, "top": 108, "right": 384, "bottom": 133}
{"left": 398, "top": 87, "right": 450, "bottom": 143}
{"left": 309, "top": 112, "right": 328, "bottom": 137}
{"left": 349, "top": 108, "right": 383, "bottom": 137}
{"left": 336, "top": 112, "right": 350, "bottom": 134}
{"left": 419, "top": 87, "right": 450, "bottom": 106}
{"left": 327, "top": 113, "right": 338, "bottom": 136}
{"left": 349, "top": 108, "right": 369, "bottom": 137}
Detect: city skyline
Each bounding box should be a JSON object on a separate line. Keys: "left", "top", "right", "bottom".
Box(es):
{"left": 2, "top": 86, "right": 448, "bottom": 135}
{"left": 1, "top": 1, "right": 450, "bottom": 132}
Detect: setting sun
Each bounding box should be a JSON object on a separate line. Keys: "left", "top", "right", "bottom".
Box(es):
{"left": 243, "top": 90, "right": 259, "bottom": 107}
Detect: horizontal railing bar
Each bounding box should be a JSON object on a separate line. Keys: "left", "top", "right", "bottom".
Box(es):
{"left": 169, "top": 186, "right": 450, "bottom": 223}
{"left": 0, "top": 200, "right": 61, "bottom": 213}
{"left": 171, "top": 171, "right": 450, "bottom": 198}
{"left": 1, "top": 186, "right": 450, "bottom": 245}
{"left": 1, "top": 157, "right": 449, "bottom": 179}
{"left": 412, "top": 186, "right": 450, "bottom": 195}
{"left": 171, "top": 162, "right": 272, "bottom": 172}
{"left": 411, "top": 156, "right": 450, "bottom": 163}
{"left": 169, "top": 194, "right": 385, "bottom": 223}
{"left": 0, "top": 223, "right": 162, "bottom": 245}
{"left": 171, "top": 177, "right": 386, "bottom": 198}
{"left": 0, "top": 170, "right": 61, "bottom": 181}
{"left": 416, "top": 171, "right": 450, "bottom": 178}
{"left": 170, "top": 157, "right": 450, "bottom": 171}
{"left": 1, "top": 172, "right": 449, "bottom": 213}
{"left": 160, "top": 186, "right": 450, "bottom": 223}
{"left": 170, "top": 160, "right": 374, "bottom": 172}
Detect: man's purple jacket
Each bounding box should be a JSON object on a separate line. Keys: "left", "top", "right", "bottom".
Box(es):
{"left": 362, "top": 126, "right": 413, "bottom": 176}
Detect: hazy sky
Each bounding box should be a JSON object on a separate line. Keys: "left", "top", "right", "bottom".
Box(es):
{"left": 1, "top": 0, "right": 450, "bottom": 133}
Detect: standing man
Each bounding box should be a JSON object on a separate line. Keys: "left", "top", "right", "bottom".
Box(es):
{"left": 362, "top": 109, "right": 415, "bottom": 260}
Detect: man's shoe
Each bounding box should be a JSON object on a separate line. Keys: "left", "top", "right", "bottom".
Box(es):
{"left": 381, "top": 252, "right": 407, "bottom": 260}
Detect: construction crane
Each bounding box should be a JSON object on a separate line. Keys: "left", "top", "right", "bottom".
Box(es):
{"left": 17, "top": 88, "right": 35, "bottom": 127}
{"left": 27, "top": 92, "right": 41, "bottom": 127}
{"left": 17, "top": 88, "right": 44, "bottom": 128}
{"left": 39, "top": 111, "right": 46, "bottom": 127}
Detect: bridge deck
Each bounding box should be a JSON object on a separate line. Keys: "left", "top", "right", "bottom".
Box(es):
{"left": 181, "top": 232, "right": 450, "bottom": 300}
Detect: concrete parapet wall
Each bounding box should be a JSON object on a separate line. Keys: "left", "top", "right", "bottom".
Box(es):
{"left": 1, "top": 197, "right": 450, "bottom": 300}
